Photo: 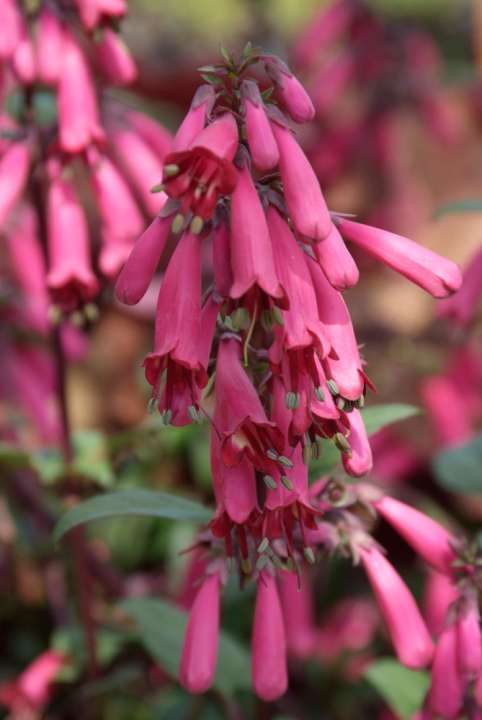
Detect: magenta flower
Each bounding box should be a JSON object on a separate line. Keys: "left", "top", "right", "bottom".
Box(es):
{"left": 456, "top": 591, "right": 481, "bottom": 680}
{"left": 264, "top": 56, "right": 315, "bottom": 123}
{"left": 213, "top": 338, "right": 283, "bottom": 473}
{"left": 115, "top": 216, "right": 172, "bottom": 305}
{"left": 58, "top": 31, "right": 104, "bottom": 152}
{"left": 420, "top": 373, "right": 473, "bottom": 448}
{"left": 0, "top": 650, "right": 66, "bottom": 713}
{"left": 125, "top": 109, "right": 172, "bottom": 160}
{"left": 312, "top": 51, "right": 355, "bottom": 114}
{"left": 423, "top": 571, "right": 458, "bottom": 637}
{"left": 0, "top": 140, "right": 31, "bottom": 226}
{"left": 163, "top": 113, "right": 239, "bottom": 221}
{"left": 293, "top": 0, "right": 354, "bottom": 68}
{"left": 212, "top": 220, "right": 233, "bottom": 298}
{"left": 241, "top": 80, "right": 279, "bottom": 171}
{"left": 437, "top": 245, "right": 482, "bottom": 328}
{"left": 252, "top": 572, "right": 288, "bottom": 701}
{"left": 317, "top": 598, "right": 379, "bottom": 661}
{"left": 278, "top": 570, "right": 316, "bottom": 659}
{"left": 36, "top": 6, "right": 63, "bottom": 85}
{"left": 359, "top": 545, "right": 434, "bottom": 668}
{"left": 172, "top": 85, "right": 216, "bottom": 152}
{"left": 374, "top": 496, "right": 456, "bottom": 575}
{"left": 211, "top": 431, "right": 258, "bottom": 527}
{"left": 229, "top": 168, "right": 286, "bottom": 303}
{"left": 0, "top": 0, "right": 21, "bottom": 59}
{"left": 312, "top": 222, "right": 359, "bottom": 290}
{"left": 271, "top": 121, "right": 331, "bottom": 241}
{"left": 179, "top": 571, "right": 220, "bottom": 694}
{"left": 342, "top": 409, "right": 373, "bottom": 477}
{"left": 428, "top": 622, "right": 464, "bottom": 719}
{"left": 11, "top": 22, "right": 36, "bottom": 85}
{"left": 46, "top": 177, "right": 99, "bottom": 310}
{"left": 337, "top": 218, "right": 462, "bottom": 298}
{"left": 95, "top": 28, "right": 137, "bottom": 85}
{"left": 75, "top": 0, "right": 126, "bottom": 30}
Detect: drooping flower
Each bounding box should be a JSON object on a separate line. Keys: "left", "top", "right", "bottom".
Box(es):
{"left": 427, "top": 622, "right": 464, "bottom": 719}
{"left": 94, "top": 27, "right": 137, "bottom": 85}
{"left": 0, "top": 140, "right": 31, "bottom": 226}
{"left": 252, "top": 572, "right": 288, "bottom": 701}
{"left": 241, "top": 80, "right": 279, "bottom": 171}
{"left": 456, "top": 590, "right": 481, "bottom": 680}
{"left": 264, "top": 56, "right": 315, "bottom": 123}
{"left": 342, "top": 409, "right": 373, "bottom": 477}
{"left": 278, "top": 569, "right": 316, "bottom": 659}
{"left": 36, "top": 6, "right": 64, "bottom": 85}
{"left": 171, "top": 84, "right": 216, "bottom": 152}
{"left": 437, "top": 245, "right": 482, "bottom": 328}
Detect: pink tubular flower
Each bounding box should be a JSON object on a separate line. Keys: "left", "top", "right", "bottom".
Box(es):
{"left": 308, "top": 259, "right": 365, "bottom": 400}
{"left": 374, "top": 496, "right": 456, "bottom": 575}
{"left": 11, "top": 23, "right": 36, "bottom": 84}
{"left": 125, "top": 109, "right": 172, "bottom": 160}
{"left": 312, "top": 51, "right": 355, "bottom": 115}
{"left": 437, "top": 245, "right": 482, "bottom": 328}
{"left": 317, "top": 598, "right": 379, "bottom": 661}
{"left": 359, "top": 545, "right": 434, "bottom": 669}
{"left": 179, "top": 571, "right": 220, "bottom": 694}
{"left": 252, "top": 572, "right": 288, "bottom": 701}
{"left": 423, "top": 570, "right": 458, "bottom": 637}
{"left": 420, "top": 374, "right": 473, "bottom": 448}
{"left": 312, "top": 222, "right": 359, "bottom": 290}
{"left": 115, "top": 215, "right": 172, "bottom": 304}
{"left": 271, "top": 121, "right": 331, "bottom": 241}
{"left": 213, "top": 338, "right": 283, "bottom": 472}
{"left": 264, "top": 57, "right": 315, "bottom": 123}
{"left": 0, "top": 140, "right": 31, "bottom": 226}
{"left": 229, "top": 169, "right": 285, "bottom": 303}
{"left": 211, "top": 431, "right": 258, "bottom": 527}
{"left": 0, "top": 650, "right": 66, "bottom": 713}
{"left": 172, "top": 85, "right": 216, "bottom": 152}
{"left": 95, "top": 28, "right": 137, "bottom": 85}
{"left": 342, "top": 409, "right": 373, "bottom": 477}
{"left": 212, "top": 220, "right": 232, "bottom": 298}
{"left": 46, "top": 177, "right": 99, "bottom": 310}
{"left": 293, "top": 0, "right": 353, "bottom": 68}
{"left": 241, "top": 80, "right": 279, "bottom": 171}
{"left": 456, "top": 591, "right": 481, "bottom": 679}
{"left": 337, "top": 218, "right": 462, "bottom": 298}
{"left": 0, "top": 0, "right": 22, "bottom": 59}
{"left": 163, "top": 113, "right": 239, "bottom": 221}
{"left": 143, "top": 231, "right": 208, "bottom": 424}
{"left": 58, "top": 31, "right": 104, "bottom": 152}
{"left": 36, "top": 6, "right": 63, "bottom": 84}
{"left": 75, "top": 0, "right": 126, "bottom": 30}
{"left": 278, "top": 570, "right": 316, "bottom": 659}
{"left": 428, "top": 623, "right": 464, "bottom": 719}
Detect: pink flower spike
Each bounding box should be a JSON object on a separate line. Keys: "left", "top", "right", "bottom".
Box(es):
{"left": 36, "top": 7, "right": 63, "bottom": 84}
{"left": 46, "top": 177, "right": 99, "bottom": 310}
{"left": 17, "top": 651, "right": 66, "bottom": 709}
{"left": 428, "top": 623, "right": 464, "bottom": 720}
{"left": 98, "top": 232, "right": 133, "bottom": 280}
{"left": 374, "top": 496, "right": 456, "bottom": 575}
{"left": 264, "top": 57, "right": 315, "bottom": 123}
{"left": 172, "top": 84, "right": 216, "bottom": 152}
{"left": 58, "top": 31, "right": 105, "bottom": 152}
{"left": 95, "top": 28, "right": 137, "bottom": 85}
{"left": 211, "top": 431, "right": 258, "bottom": 525}
{"left": 11, "top": 23, "right": 36, "bottom": 85}
{"left": 423, "top": 570, "right": 458, "bottom": 637}
{"left": 241, "top": 80, "right": 279, "bottom": 171}
{"left": 278, "top": 570, "right": 316, "bottom": 659}
{"left": 312, "top": 222, "right": 359, "bottom": 290}
{"left": 179, "top": 572, "right": 220, "bottom": 694}
{"left": 212, "top": 220, "right": 233, "bottom": 299}
{"left": 115, "top": 215, "right": 171, "bottom": 305}
{"left": 359, "top": 545, "right": 434, "bottom": 669}
{"left": 437, "top": 245, "right": 482, "bottom": 328}
{"left": 293, "top": 0, "right": 353, "bottom": 68}
{"left": 229, "top": 166, "right": 286, "bottom": 303}
{"left": 75, "top": 0, "right": 126, "bottom": 30}
{"left": 125, "top": 109, "right": 172, "bottom": 160}
{"left": 456, "top": 591, "right": 481, "bottom": 679}
{"left": 252, "top": 572, "right": 288, "bottom": 701}
{"left": 271, "top": 121, "right": 331, "bottom": 241}
{"left": 342, "top": 409, "right": 373, "bottom": 477}
{"left": 420, "top": 374, "right": 473, "bottom": 449}
{"left": 0, "top": 0, "right": 22, "bottom": 59}
{"left": 0, "top": 140, "right": 31, "bottom": 226}
{"left": 337, "top": 218, "right": 462, "bottom": 298}
{"left": 308, "top": 259, "right": 365, "bottom": 401}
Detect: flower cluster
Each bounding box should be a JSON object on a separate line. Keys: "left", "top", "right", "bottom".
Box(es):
{"left": 116, "top": 44, "right": 463, "bottom": 700}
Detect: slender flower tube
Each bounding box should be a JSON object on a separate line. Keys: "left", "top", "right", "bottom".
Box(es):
{"left": 229, "top": 167, "right": 286, "bottom": 303}
{"left": 125, "top": 109, "right": 172, "bottom": 159}
{"left": 420, "top": 374, "right": 473, "bottom": 448}
{"left": 0, "top": 0, "right": 22, "bottom": 59}
{"left": 374, "top": 496, "right": 456, "bottom": 575}
{"left": 46, "top": 177, "right": 99, "bottom": 309}
{"left": 456, "top": 591, "right": 481, "bottom": 680}
{"left": 0, "top": 140, "right": 31, "bottom": 226}
{"left": 423, "top": 571, "right": 458, "bottom": 637}
{"left": 17, "top": 651, "right": 66, "bottom": 709}
{"left": 271, "top": 121, "right": 331, "bottom": 241}
{"left": 211, "top": 431, "right": 258, "bottom": 526}
{"left": 252, "top": 572, "right": 288, "bottom": 701}
{"left": 75, "top": 0, "right": 126, "bottom": 30}
{"left": 212, "top": 220, "right": 232, "bottom": 298}
{"left": 342, "top": 409, "right": 373, "bottom": 477}
{"left": 337, "top": 218, "right": 462, "bottom": 298}
{"left": 58, "top": 31, "right": 104, "bottom": 152}
{"left": 437, "top": 245, "right": 482, "bottom": 328}
{"left": 115, "top": 216, "right": 172, "bottom": 305}
{"left": 172, "top": 84, "right": 216, "bottom": 152}
{"left": 36, "top": 6, "right": 63, "bottom": 84}
{"left": 264, "top": 56, "right": 315, "bottom": 123}
{"left": 312, "top": 222, "right": 359, "bottom": 290}
{"left": 241, "top": 80, "right": 279, "bottom": 171}
{"left": 293, "top": 0, "right": 353, "bottom": 68}
{"left": 163, "top": 113, "right": 239, "bottom": 221}
{"left": 428, "top": 623, "right": 465, "bottom": 719}
{"left": 179, "top": 572, "right": 220, "bottom": 694}
{"left": 11, "top": 23, "right": 36, "bottom": 84}
{"left": 278, "top": 570, "right": 316, "bottom": 659}
{"left": 359, "top": 545, "right": 434, "bottom": 669}
{"left": 95, "top": 28, "right": 137, "bottom": 85}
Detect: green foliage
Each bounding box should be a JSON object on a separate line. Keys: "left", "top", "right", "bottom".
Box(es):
{"left": 434, "top": 199, "right": 482, "bottom": 219}
{"left": 365, "top": 659, "right": 430, "bottom": 719}
{"left": 120, "top": 598, "right": 251, "bottom": 695}
{"left": 433, "top": 434, "right": 482, "bottom": 494}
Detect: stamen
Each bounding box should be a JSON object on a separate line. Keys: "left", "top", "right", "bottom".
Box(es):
{"left": 263, "top": 475, "right": 277, "bottom": 490}
{"left": 163, "top": 164, "right": 180, "bottom": 177}
{"left": 190, "top": 215, "right": 204, "bottom": 235}
{"left": 171, "top": 213, "right": 184, "bottom": 234}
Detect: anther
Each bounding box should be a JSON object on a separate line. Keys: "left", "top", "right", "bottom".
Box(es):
{"left": 280, "top": 475, "right": 293, "bottom": 491}
{"left": 303, "top": 547, "right": 316, "bottom": 565}
{"left": 327, "top": 379, "right": 339, "bottom": 396}
{"left": 263, "top": 475, "right": 277, "bottom": 490}
{"left": 278, "top": 455, "right": 293, "bottom": 469}
{"left": 190, "top": 215, "right": 204, "bottom": 235}
{"left": 147, "top": 397, "right": 159, "bottom": 414}
{"left": 266, "top": 449, "right": 278, "bottom": 461}
{"left": 163, "top": 163, "right": 179, "bottom": 178}
{"left": 150, "top": 182, "right": 165, "bottom": 193}
{"left": 315, "top": 386, "right": 325, "bottom": 402}
{"left": 171, "top": 213, "right": 184, "bottom": 234}
{"left": 257, "top": 537, "right": 270, "bottom": 554}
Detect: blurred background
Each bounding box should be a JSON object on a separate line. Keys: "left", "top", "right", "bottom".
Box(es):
{"left": 2, "top": 1, "right": 482, "bottom": 719}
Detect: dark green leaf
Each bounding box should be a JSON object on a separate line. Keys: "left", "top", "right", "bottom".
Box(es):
{"left": 365, "top": 659, "right": 429, "bottom": 720}
{"left": 433, "top": 434, "right": 482, "bottom": 494}
{"left": 120, "top": 597, "right": 251, "bottom": 695}
{"left": 53, "top": 489, "right": 211, "bottom": 542}
{"left": 309, "top": 439, "right": 340, "bottom": 479}
{"left": 362, "top": 404, "right": 420, "bottom": 436}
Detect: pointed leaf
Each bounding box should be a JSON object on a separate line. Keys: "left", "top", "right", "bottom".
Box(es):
{"left": 362, "top": 404, "right": 420, "bottom": 436}
{"left": 365, "top": 659, "right": 429, "bottom": 720}
{"left": 53, "top": 489, "right": 211, "bottom": 542}
{"left": 433, "top": 434, "right": 482, "bottom": 494}
{"left": 434, "top": 199, "right": 482, "bottom": 219}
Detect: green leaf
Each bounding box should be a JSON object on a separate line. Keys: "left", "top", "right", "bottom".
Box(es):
{"left": 0, "top": 443, "right": 30, "bottom": 469}
{"left": 72, "top": 430, "right": 114, "bottom": 487}
{"left": 433, "top": 434, "right": 482, "bottom": 494}
{"left": 361, "top": 404, "right": 420, "bottom": 436}
{"left": 365, "top": 659, "right": 429, "bottom": 720}
{"left": 120, "top": 597, "right": 251, "bottom": 695}
{"left": 309, "top": 439, "right": 340, "bottom": 479}
{"left": 434, "top": 199, "right": 482, "bottom": 219}
{"left": 53, "top": 489, "right": 211, "bottom": 542}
